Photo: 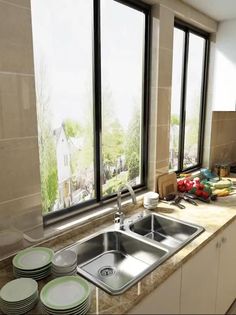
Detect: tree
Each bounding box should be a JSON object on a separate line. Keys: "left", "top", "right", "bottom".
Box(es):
{"left": 63, "top": 119, "right": 81, "bottom": 138}
{"left": 128, "top": 152, "right": 139, "bottom": 181}
{"left": 35, "top": 63, "right": 58, "bottom": 213}
{"left": 125, "top": 106, "right": 141, "bottom": 181}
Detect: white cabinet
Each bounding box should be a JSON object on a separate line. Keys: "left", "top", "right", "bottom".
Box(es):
{"left": 128, "top": 269, "right": 181, "bottom": 314}
{"left": 180, "top": 237, "right": 219, "bottom": 314}
{"left": 216, "top": 221, "right": 236, "bottom": 314}
{"left": 128, "top": 220, "right": 236, "bottom": 315}
{"left": 181, "top": 219, "right": 236, "bottom": 314}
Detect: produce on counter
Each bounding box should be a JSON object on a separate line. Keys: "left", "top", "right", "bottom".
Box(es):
{"left": 177, "top": 176, "right": 233, "bottom": 198}
{"left": 177, "top": 177, "right": 212, "bottom": 199}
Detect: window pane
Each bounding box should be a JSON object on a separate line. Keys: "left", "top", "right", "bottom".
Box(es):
{"left": 183, "top": 33, "right": 205, "bottom": 168}
{"left": 101, "top": 0, "right": 145, "bottom": 196}
{"left": 170, "top": 28, "right": 185, "bottom": 171}
{"left": 31, "top": 0, "right": 95, "bottom": 214}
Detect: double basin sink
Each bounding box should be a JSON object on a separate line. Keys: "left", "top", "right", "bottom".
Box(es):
{"left": 61, "top": 211, "right": 204, "bottom": 295}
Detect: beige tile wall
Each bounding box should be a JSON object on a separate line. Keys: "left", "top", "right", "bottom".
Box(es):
{"left": 0, "top": 0, "right": 43, "bottom": 259}
{"left": 209, "top": 112, "right": 236, "bottom": 168}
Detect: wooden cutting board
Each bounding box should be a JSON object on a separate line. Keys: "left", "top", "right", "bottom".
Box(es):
{"left": 157, "top": 172, "right": 177, "bottom": 199}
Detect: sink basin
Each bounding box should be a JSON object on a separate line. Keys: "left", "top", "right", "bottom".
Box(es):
{"left": 68, "top": 230, "right": 169, "bottom": 294}
{"left": 129, "top": 212, "right": 204, "bottom": 250}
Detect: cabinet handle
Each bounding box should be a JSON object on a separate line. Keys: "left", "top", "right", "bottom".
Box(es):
{"left": 216, "top": 241, "right": 221, "bottom": 248}
{"left": 221, "top": 236, "right": 227, "bottom": 243}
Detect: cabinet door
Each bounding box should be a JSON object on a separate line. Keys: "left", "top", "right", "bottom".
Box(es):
{"left": 216, "top": 221, "right": 236, "bottom": 314}
{"left": 128, "top": 269, "right": 181, "bottom": 314}
{"left": 181, "top": 237, "right": 219, "bottom": 314}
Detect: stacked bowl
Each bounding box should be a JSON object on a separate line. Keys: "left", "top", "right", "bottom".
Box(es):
{"left": 143, "top": 192, "right": 159, "bottom": 209}
{"left": 13, "top": 247, "right": 54, "bottom": 280}
{"left": 0, "top": 278, "right": 38, "bottom": 315}
{"left": 40, "top": 276, "right": 91, "bottom": 315}
{"left": 52, "top": 249, "right": 77, "bottom": 278}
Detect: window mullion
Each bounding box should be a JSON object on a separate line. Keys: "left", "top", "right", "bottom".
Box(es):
{"left": 178, "top": 29, "right": 189, "bottom": 171}
{"left": 197, "top": 38, "right": 210, "bottom": 164}
{"left": 93, "top": 0, "right": 102, "bottom": 202}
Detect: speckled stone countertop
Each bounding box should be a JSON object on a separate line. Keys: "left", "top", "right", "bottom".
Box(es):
{"left": 1, "top": 189, "right": 236, "bottom": 314}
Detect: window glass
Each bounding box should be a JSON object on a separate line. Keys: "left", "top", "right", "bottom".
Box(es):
{"left": 31, "top": 0, "right": 95, "bottom": 214}
{"left": 100, "top": 0, "right": 145, "bottom": 196}
{"left": 184, "top": 33, "right": 205, "bottom": 168}
{"left": 169, "top": 28, "right": 185, "bottom": 171}
{"left": 170, "top": 23, "right": 208, "bottom": 173}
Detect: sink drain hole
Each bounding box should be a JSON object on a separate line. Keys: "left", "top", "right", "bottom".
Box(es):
{"left": 98, "top": 266, "right": 116, "bottom": 277}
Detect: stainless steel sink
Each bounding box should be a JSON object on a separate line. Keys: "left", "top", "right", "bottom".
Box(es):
{"left": 129, "top": 212, "right": 204, "bottom": 250}
{"left": 58, "top": 211, "right": 204, "bottom": 295}
{"left": 67, "top": 230, "right": 169, "bottom": 295}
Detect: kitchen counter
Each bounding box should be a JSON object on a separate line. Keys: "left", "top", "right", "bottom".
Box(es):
{"left": 1, "top": 191, "right": 236, "bottom": 314}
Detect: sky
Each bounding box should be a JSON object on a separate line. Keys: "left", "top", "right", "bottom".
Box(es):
{"left": 31, "top": 0, "right": 145, "bottom": 131}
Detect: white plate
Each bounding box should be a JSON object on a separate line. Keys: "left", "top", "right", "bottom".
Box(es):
{"left": 52, "top": 250, "right": 77, "bottom": 269}
{"left": 13, "top": 270, "right": 52, "bottom": 281}
{"left": 0, "top": 278, "right": 38, "bottom": 303}
{"left": 52, "top": 263, "right": 77, "bottom": 272}
{"left": 0, "top": 298, "right": 38, "bottom": 315}
{"left": 41, "top": 298, "right": 90, "bottom": 315}
{"left": 40, "top": 276, "right": 90, "bottom": 310}
{"left": 0, "top": 292, "right": 38, "bottom": 306}
{"left": 13, "top": 247, "right": 54, "bottom": 270}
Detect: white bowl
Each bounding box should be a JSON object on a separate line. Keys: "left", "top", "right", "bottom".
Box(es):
{"left": 52, "top": 250, "right": 77, "bottom": 268}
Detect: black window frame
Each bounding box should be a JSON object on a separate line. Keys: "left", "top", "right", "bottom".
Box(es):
{"left": 43, "top": 0, "right": 151, "bottom": 225}
{"left": 172, "top": 19, "right": 210, "bottom": 174}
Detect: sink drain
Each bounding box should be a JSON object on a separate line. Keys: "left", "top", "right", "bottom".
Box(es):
{"left": 98, "top": 266, "right": 116, "bottom": 277}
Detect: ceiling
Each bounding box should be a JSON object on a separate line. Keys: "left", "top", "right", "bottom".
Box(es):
{"left": 182, "top": 0, "right": 236, "bottom": 21}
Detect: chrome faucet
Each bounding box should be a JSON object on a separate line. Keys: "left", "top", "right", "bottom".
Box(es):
{"left": 114, "top": 183, "right": 137, "bottom": 230}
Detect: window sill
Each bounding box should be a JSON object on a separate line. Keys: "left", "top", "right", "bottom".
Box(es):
{"left": 24, "top": 189, "right": 149, "bottom": 246}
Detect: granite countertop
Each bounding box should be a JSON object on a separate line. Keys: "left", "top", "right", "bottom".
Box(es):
{"left": 1, "top": 190, "right": 236, "bottom": 314}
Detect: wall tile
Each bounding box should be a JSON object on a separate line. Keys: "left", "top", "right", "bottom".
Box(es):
{"left": 0, "top": 137, "right": 41, "bottom": 202}
{"left": 210, "top": 143, "right": 234, "bottom": 167}
{"left": 0, "top": 193, "right": 41, "bottom": 227}
{"left": 157, "top": 87, "right": 171, "bottom": 126}
{"left": 156, "top": 125, "right": 170, "bottom": 162}
{"left": 159, "top": 6, "right": 174, "bottom": 50}
{"left": 149, "top": 87, "right": 158, "bottom": 127}
{"left": 0, "top": 0, "right": 30, "bottom": 9}
{"left": 0, "top": 1, "right": 34, "bottom": 74}
{"left": 158, "top": 48, "right": 173, "bottom": 88}
{"left": 0, "top": 73, "right": 37, "bottom": 139}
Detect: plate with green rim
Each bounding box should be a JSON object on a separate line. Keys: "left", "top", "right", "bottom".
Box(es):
{"left": 13, "top": 247, "right": 54, "bottom": 270}
{"left": 40, "top": 276, "right": 90, "bottom": 310}
{"left": 0, "top": 278, "right": 38, "bottom": 303}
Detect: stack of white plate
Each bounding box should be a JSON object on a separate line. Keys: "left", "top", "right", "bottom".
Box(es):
{"left": 0, "top": 278, "right": 38, "bottom": 315}
{"left": 143, "top": 192, "right": 159, "bottom": 209}
{"left": 40, "top": 276, "right": 91, "bottom": 315}
{"left": 52, "top": 249, "right": 77, "bottom": 277}
{"left": 13, "top": 247, "right": 54, "bottom": 281}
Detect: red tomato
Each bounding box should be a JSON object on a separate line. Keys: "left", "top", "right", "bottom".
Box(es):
{"left": 201, "top": 191, "right": 209, "bottom": 199}
{"left": 199, "top": 184, "right": 205, "bottom": 190}
{"left": 178, "top": 180, "right": 184, "bottom": 186}
{"left": 178, "top": 185, "right": 186, "bottom": 192}
{"left": 195, "top": 190, "right": 202, "bottom": 197}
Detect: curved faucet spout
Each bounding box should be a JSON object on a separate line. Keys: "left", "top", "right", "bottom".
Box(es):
{"left": 115, "top": 183, "right": 136, "bottom": 230}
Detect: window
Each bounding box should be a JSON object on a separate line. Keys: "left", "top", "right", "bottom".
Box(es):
{"left": 169, "top": 20, "right": 209, "bottom": 172}
{"left": 31, "top": 0, "right": 150, "bottom": 219}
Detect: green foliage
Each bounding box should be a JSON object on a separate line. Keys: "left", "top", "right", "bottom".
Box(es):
{"left": 128, "top": 152, "right": 139, "bottom": 181}
{"left": 103, "top": 172, "right": 128, "bottom": 196}
{"left": 125, "top": 107, "right": 140, "bottom": 178}
{"left": 171, "top": 114, "right": 180, "bottom": 126}
{"left": 63, "top": 119, "right": 81, "bottom": 138}
{"left": 36, "top": 65, "right": 58, "bottom": 214}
